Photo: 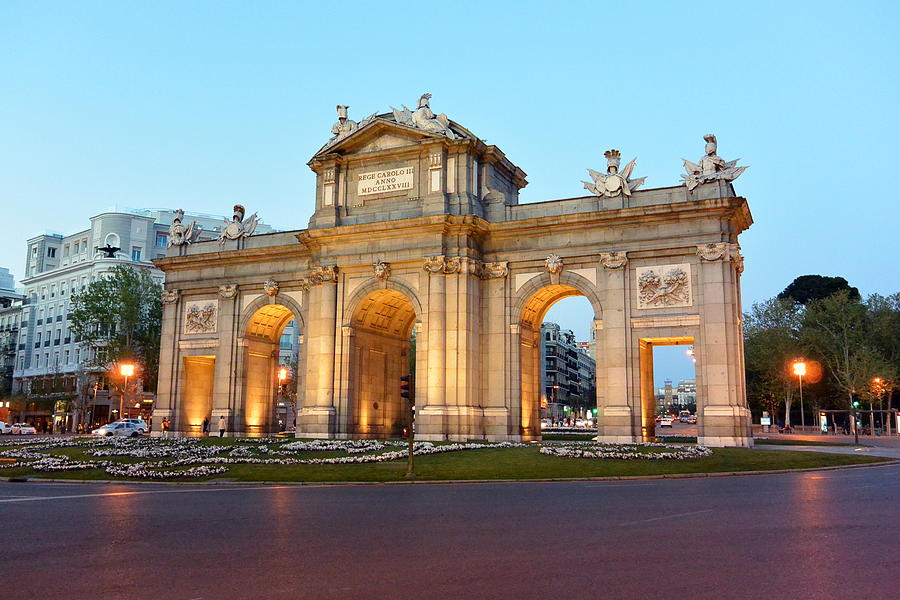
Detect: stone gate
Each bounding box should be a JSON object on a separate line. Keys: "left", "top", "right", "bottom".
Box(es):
{"left": 153, "top": 95, "right": 753, "bottom": 446}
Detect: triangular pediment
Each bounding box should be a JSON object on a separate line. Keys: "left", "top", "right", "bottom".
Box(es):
{"left": 312, "top": 117, "right": 448, "bottom": 159}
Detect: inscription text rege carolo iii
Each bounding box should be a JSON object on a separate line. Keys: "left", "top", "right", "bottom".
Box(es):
{"left": 358, "top": 166, "right": 414, "bottom": 196}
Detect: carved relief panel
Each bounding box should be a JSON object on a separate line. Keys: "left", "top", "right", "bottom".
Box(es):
{"left": 635, "top": 264, "right": 692, "bottom": 309}
{"left": 183, "top": 300, "right": 218, "bottom": 335}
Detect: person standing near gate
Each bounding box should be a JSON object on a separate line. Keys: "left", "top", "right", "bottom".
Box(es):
{"left": 218, "top": 415, "right": 226, "bottom": 437}
{"left": 202, "top": 417, "right": 209, "bottom": 436}
{"left": 162, "top": 417, "right": 171, "bottom": 439}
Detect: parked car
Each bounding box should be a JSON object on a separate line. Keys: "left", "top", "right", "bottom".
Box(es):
{"left": 687, "top": 415, "right": 698, "bottom": 424}
{"left": 92, "top": 422, "right": 141, "bottom": 437}
{"left": 114, "top": 418, "right": 148, "bottom": 434}
{"left": 574, "top": 419, "right": 585, "bottom": 427}
{"left": 12, "top": 423, "right": 37, "bottom": 435}
{"left": 659, "top": 418, "right": 674, "bottom": 428}
{"left": 540, "top": 419, "right": 551, "bottom": 430}
{"left": 0, "top": 421, "right": 13, "bottom": 434}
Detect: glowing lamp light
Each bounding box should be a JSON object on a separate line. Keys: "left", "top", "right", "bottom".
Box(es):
{"left": 792, "top": 361, "right": 806, "bottom": 377}
{"left": 278, "top": 367, "right": 288, "bottom": 381}
{"left": 119, "top": 364, "right": 135, "bottom": 377}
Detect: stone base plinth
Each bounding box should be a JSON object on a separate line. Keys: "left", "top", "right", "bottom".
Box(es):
{"left": 698, "top": 436, "right": 754, "bottom": 448}
{"left": 296, "top": 406, "right": 336, "bottom": 436}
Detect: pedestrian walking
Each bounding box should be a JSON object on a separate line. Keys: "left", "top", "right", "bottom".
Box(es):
{"left": 162, "top": 417, "right": 171, "bottom": 439}
{"left": 202, "top": 417, "right": 209, "bottom": 436}
{"left": 218, "top": 415, "right": 226, "bottom": 438}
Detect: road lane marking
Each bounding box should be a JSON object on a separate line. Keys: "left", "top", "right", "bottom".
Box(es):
{"left": 618, "top": 509, "right": 712, "bottom": 526}
{"left": 0, "top": 486, "right": 295, "bottom": 503}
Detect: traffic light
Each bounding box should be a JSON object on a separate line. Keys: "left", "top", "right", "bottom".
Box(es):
{"left": 400, "top": 375, "right": 411, "bottom": 400}
{"left": 852, "top": 400, "right": 860, "bottom": 409}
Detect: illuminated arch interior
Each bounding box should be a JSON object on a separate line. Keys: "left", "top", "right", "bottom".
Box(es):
{"left": 245, "top": 304, "right": 296, "bottom": 342}
{"left": 351, "top": 289, "right": 416, "bottom": 338}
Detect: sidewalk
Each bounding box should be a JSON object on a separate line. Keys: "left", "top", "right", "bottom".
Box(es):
{"left": 755, "top": 443, "right": 900, "bottom": 460}
{"left": 754, "top": 431, "right": 900, "bottom": 449}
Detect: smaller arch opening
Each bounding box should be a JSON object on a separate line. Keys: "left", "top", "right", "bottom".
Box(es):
{"left": 351, "top": 288, "right": 417, "bottom": 339}
{"left": 246, "top": 304, "right": 296, "bottom": 343}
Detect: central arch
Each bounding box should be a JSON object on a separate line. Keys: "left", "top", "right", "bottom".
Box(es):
{"left": 515, "top": 272, "right": 603, "bottom": 440}
{"left": 347, "top": 288, "right": 418, "bottom": 437}
{"left": 239, "top": 297, "right": 304, "bottom": 436}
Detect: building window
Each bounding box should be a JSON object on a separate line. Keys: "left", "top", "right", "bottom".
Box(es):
{"left": 155, "top": 233, "right": 168, "bottom": 248}
{"left": 74, "top": 242, "right": 79, "bottom": 253}
{"left": 47, "top": 247, "right": 56, "bottom": 258}
{"left": 131, "top": 247, "right": 142, "bottom": 261}
{"left": 75, "top": 349, "right": 80, "bottom": 363}
{"left": 31, "top": 246, "right": 37, "bottom": 257}
{"left": 63, "top": 244, "right": 70, "bottom": 257}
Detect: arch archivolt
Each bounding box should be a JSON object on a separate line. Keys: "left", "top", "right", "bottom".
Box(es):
{"left": 238, "top": 292, "right": 305, "bottom": 341}
{"left": 344, "top": 278, "right": 423, "bottom": 333}
{"left": 513, "top": 270, "right": 603, "bottom": 330}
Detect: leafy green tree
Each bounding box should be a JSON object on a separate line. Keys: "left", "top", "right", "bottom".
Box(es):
{"left": 69, "top": 265, "right": 163, "bottom": 392}
{"left": 743, "top": 297, "right": 804, "bottom": 425}
{"left": 801, "top": 291, "right": 891, "bottom": 412}
{"left": 778, "top": 275, "right": 860, "bottom": 305}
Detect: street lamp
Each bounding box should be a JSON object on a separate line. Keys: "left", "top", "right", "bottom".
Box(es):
{"left": 792, "top": 360, "right": 806, "bottom": 430}
{"left": 276, "top": 366, "right": 288, "bottom": 433}
{"left": 119, "top": 363, "right": 135, "bottom": 421}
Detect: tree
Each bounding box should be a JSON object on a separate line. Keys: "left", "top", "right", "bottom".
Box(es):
{"left": 743, "top": 297, "right": 804, "bottom": 426}
{"left": 778, "top": 275, "right": 860, "bottom": 305}
{"left": 69, "top": 265, "right": 163, "bottom": 392}
{"left": 801, "top": 291, "right": 891, "bottom": 412}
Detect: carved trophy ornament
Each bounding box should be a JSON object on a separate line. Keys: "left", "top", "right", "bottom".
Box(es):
{"left": 161, "top": 289, "right": 179, "bottom": 304}
{"left": 167, "top": 209, "right": 203, "bottom": 247}
{"left": 682, "top": 134, "right": 748, "bottom": 191}
{"left": 599, "top": 251, "right": 628, "bottom": 270}
{"left": 183, "top": 301, "right": 218, "bottom": 334}
{"left": 636, "top": 265, "right": 692, "bottom": 309}
{"left": 391, "top": 93, "right": 456, "bottom": 139}
{"left": 218, "top": 204, "right": 260, "bottom": 245}
{"left": 263, "top": 279, "right": 279, "bottom": 296}
{"left": 583, "top": 150, "right": 646, "bottom": 197}
{"left": 373, "top": 260, "right": 391, "bottom": 281}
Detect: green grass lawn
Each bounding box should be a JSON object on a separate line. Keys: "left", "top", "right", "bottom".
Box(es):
{"left": 0, "top": 441, "right": 888, "bottom": 483}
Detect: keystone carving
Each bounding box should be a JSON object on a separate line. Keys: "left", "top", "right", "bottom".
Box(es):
{"left": 599, "top": 251, "right": 628, "bottom": 270}
{"left": 263, "top": 279, "right": 279, "bottom": 296}
{"left": 545, "top": 254, "right": 563, "bottom": 275}
{"left": 161, "top": 289, "right": 179, "bottom": 304}
{"left": 373, "top": 259, "right": 391, "bottom": 281}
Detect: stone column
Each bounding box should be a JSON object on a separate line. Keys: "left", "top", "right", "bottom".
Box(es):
{"left": 595, "top": 252, "right": 636, "bottom": 443}
{"left": 480, "top": 262, "right": 511, "bottom": 440}
{"left": 153, "top": 289, "right": 180, "bottom": 436}
{"left": 417, "top": 257, "right": 447, "bottom": 440}
{"left": 297, "top": 267, "right": 338, "bottom": 437}
{"left": 212, "top": 285, "right": 238, "bottom": 437}
{"left": 696, "top": 244, "right": 752, "bottom": 447}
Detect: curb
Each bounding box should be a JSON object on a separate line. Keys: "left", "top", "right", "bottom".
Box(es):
{"left": 2, "top": 458, "right": 897, "bottom": 487}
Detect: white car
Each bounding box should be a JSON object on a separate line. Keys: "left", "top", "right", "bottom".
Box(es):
{"left": 0, "top": 421, "right": 13, "bottom": 434}
{"left": 92, "top": 422, "right": 141, "bottom": 437}
{"left": 12, "top": 423, "right": 37, "bottom": 435}
{"left": 112, "top": 418, "right": 148, "bottom": 434}
{"left": 658, "top": 418, "right": 674, "bottom": 428}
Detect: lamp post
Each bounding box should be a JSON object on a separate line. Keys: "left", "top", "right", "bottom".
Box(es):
{"left": 119, "top": 363, "right": 135, "bottom": 421}
{"left": 277, "top": 366, "right": 288, "bottom": 433}
{"left": 792, "top": 360, "right": 806, "bottom": 430}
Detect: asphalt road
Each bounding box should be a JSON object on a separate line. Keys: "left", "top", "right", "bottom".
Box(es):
{"left": 2, "top": 465, "right": 898, "bottom": 600}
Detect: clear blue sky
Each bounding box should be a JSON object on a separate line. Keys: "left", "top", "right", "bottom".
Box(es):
{"left": 2, "top": 1, "right": 897, "bottom": 385}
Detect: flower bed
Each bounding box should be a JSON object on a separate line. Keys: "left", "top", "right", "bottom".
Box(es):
{"left": 540, "top": 441, "right": 712, "bottom": 460}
